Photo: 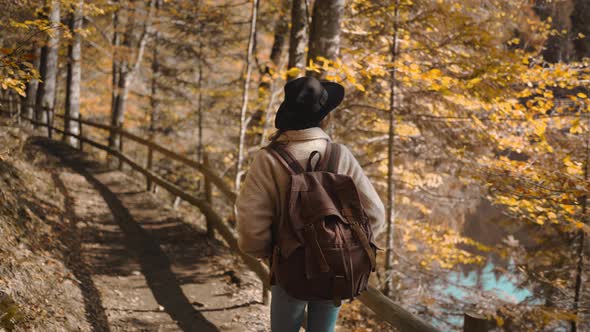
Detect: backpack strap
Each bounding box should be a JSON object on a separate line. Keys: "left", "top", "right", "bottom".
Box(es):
{"left": 265, "top": 142, "right": 304, "bottom": 174}
{"left": 317, "top": 142, "right": 341, "bottom": 172}
{"left": 306, "top": 150, "right": 322, "bottom": 172}
{"left": 325, "top": 143, "right": 341, "bottom": 173}
{"left": 316, "top": 143, "right": 332, "bottom": 171}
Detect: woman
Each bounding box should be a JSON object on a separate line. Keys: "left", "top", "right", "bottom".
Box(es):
{"left": 236, "top": 76, "right": 385, "bottom": 332}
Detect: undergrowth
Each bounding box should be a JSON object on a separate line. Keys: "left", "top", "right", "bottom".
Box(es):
{"left": 0, "top": 123, "right": 88, "bottom": 331}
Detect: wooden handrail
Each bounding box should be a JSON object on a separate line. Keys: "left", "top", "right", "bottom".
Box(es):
{"left": 2, "top": 108, "right": 441, "bottom": 332}
{"left": 118, "top": 129, "right": 237, "bottom": 203}
{"left": 358, "top": 287, "right": 440, "bottom": 332}
{"left": 54, "top": 113, "right": 237, "bottom": 203}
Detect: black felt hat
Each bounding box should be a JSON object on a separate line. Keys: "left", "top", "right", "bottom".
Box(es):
{"left": 274, "top": 76, "right": 345, "bottom": 130}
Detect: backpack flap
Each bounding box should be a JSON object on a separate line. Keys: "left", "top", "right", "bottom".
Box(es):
{"left": 265, "top": 141, "right": 376, "bottom": 302}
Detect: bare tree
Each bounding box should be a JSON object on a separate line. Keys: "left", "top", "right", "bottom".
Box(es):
{"left": 65, "top": 0, "right": 83, "bottom": 146}
{"left": 109, "top": 0, "right": 156, "bottom": 150}
{"left": 384, "top": 0, "right": 400, "bottom": 298}
{"left": 235, "top": 0, "right": 259, "bottom": 191}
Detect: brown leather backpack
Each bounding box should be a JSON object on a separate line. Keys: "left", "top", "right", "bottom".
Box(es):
{"left": 266, "top": 141, "right": 377, "bottom": 306}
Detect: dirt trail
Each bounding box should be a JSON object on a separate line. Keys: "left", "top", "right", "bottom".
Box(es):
{"left": 31, "top": 137, "right": 268, "bottom": 332}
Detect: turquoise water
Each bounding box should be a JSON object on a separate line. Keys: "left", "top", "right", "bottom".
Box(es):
{"left": 426, "top": 258, "right": 539, "bottom": 330}
{"left": 440, "top": 260, "right": 533, "bottom": 304}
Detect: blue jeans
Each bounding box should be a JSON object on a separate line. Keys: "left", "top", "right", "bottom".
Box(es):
{"left": 271, "top": 285, "right": 340, "bottom": 332}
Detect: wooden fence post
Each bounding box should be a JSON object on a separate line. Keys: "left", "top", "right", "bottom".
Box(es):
{"left": 15, "top": 96, "right": 21, "bottom": 125}
{"left": 26, "top": 102, "right": 33, "bottom": 128}
{"left": 118, "top": 125, "right": 124, "bottom": 170}
{"left": 47, "top": 107, "right": 53, "bottom": 139}
{"left": 146, "top": 145, "right": 153, "bottom": 191}
{"left": 63, "top": 113, "right": 69, "bottom": 142}
{"left": 463, "top": 311, "right": 495, "bottom": 332}
{"left": 8, "top": 93, "right": 14, "bottom": 119}
{"left": 173, "top": 196, "right": 181, "bottom": 209}
{"left": 33, "top": 104, "right": 37, "bottom": 129}
{"left": 78, "top": 114, "right": 84, "bottom": 151}
{"left": 203, "top": 152, "right": 214, "bottom": 239}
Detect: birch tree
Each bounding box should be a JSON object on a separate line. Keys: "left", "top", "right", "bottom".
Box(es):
{"left": 235, "top": 0, "right": 258, "bottom": 191}
{"left": 65, "top": 0, "right": 83, "bottom": 146}
{"left": 384, "top": 0, "right": 401, "bottom": 298}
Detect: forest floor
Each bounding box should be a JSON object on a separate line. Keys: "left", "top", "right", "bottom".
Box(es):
{"left": 1, "top": 124, "right": 268, "bottom": 331}
{"left": 0, "top": 119, "right": 391, "bottom": 332}
{"left": 32, "top": 137, "right": 271, "bottom": 332}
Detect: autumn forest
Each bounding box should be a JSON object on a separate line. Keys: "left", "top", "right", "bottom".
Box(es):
{"left": 0, "top": 0, "right": 589, "bottom": 331}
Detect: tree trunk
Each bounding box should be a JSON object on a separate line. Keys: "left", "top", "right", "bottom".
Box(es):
{"left": 23, "top": 47, "right": 41, "bottom": 124}
{"left": 110, "top": 67, "right": 129, "bottom": 147}
{"left": 384, "top": 0, "right": 400, "bottom": 298}
{"left": 571, "top": 229, "right": 586, "bottom": 332}
{"left": 533, "top": 0, "right": 575, "bottom": 63}
{"left": 235, "top": 0, "right": 259, "bottom": 192}
{"left": 571, "top": 0, "right": 590, "bottom": 60}
{"left": 65, "top": 0, "right": 83, "bottom": 147}
{"left": 110, "top": 63, "right": 130, "bottom": 150}
{"left": 245, "top": 1, "right": 289, "bottom": 149}
{"left": 259, "top": 53, "right": 287, "bottom": 147}
{"left": 287, "top": 0, "right": 309, "bottom": 81}
{"left": 35, "top": 0, "right": 60, "bottom": 135}
{"left": 149, "top": 0, "right": 161, "bottom": 139}
{"left": 109, "top": 1, "right": 135, "bottom": 149}
{"left": 269, "top": 0, "right": 290, "bottom": 71}
{"left": 193, "top": 2, "right": 204, "bottom": 163}
{"left": 306, "top": 0, "right": 344, "bottom": 77}
{"left": 34, "top": 45, "right": 48, "bottom": 128}
{"left": 196, "top": 37, "right": 204, "bottom": 163}
{"left": 109, "top": 0, "right": 156, "bottom": 150}
{"left": 571, "top": 116, "right": 589, "bottom": 332}
{"left": 260, "top": 0, "right": 289, "bottom": 146}
{"left": 111, "top": 1, "right": 121, "bottom": 126}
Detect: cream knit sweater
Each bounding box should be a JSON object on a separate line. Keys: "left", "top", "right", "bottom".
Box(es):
{"left": 236, "top": 127, "right": 385, "bottom": 258}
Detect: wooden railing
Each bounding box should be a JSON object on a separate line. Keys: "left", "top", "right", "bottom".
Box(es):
{"left": 1, "top": 105, "right": 446, "bottom": 332}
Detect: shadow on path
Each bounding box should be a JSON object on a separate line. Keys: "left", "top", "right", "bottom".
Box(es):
{"left": 34, "top": 138, "right": 219, "bottom": 332}
{"left": 51, "top": 172, "right": 111, "bottom": 332}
